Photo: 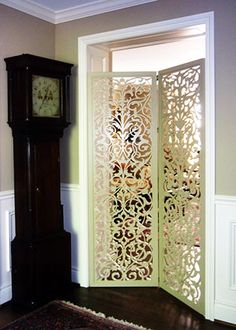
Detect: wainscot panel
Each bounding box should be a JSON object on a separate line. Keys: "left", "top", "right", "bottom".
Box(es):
{"left": 0, "top": 185, "right": 80, "bottom": 304}
{"left": 61, "top": 184, "right": 80, "bottom": 284}
{"left": 215, "top": 195, "right": 236, "bottom": 325}
{"left": 0, "top": 191, "right": 15, "bottom": 304}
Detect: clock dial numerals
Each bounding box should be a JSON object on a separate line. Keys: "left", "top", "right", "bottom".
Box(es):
{"left": 32, "top": 75, "right": 61, "bottom": 117}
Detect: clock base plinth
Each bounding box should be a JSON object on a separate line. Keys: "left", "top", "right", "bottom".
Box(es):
{"left": 11, "top": 231, "right": 71, "bottom": 310}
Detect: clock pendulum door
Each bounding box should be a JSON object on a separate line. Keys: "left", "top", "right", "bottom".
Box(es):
{"left": 11, "top": 134, "right": 71, "bottom": 308}
{"left": 5, "top": 54, "right": 73, "bottom": 308}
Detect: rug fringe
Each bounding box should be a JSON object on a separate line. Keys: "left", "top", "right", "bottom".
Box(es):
{"left": 60, "top": 300, "right": 150, "bottom": 330}
{"left": 108, "top": 316, "right": 149, "bottom": 330}
{"left": 61, "top": 300, "right": 106, "bottom": 318}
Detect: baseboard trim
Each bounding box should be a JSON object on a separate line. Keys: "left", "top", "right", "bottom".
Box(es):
{"left": 215, "top": 301, "right": 236, "bottom": 325}
{"left": 71, "top": 267, "right": 80, "bottom": 284}
{"left": 0, "top": 284, "right": 12, "bottom": 305}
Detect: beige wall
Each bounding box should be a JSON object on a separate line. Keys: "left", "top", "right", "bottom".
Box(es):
{"left": 0, "top": 1, "right": 235, "bottom": 196}
{"left": 0, "top": 4, "right": 55, "bottom": 191}
{"left": 55, "top": 0, "right": 236, "bottom": 196}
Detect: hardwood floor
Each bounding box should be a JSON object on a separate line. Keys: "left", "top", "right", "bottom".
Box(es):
{"left": 0, "top": 285, "right": 235, "bottom": 330}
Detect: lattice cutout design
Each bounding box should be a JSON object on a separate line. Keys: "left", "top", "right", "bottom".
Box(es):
{"left": 90, "top": 74, "right": 157, "bottom": 283}
{"left": 159, "top": 61, "right": 204, "bottom": 309}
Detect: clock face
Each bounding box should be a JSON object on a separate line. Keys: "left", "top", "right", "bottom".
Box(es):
{"left": 32, "top": 75, "right": 61, "bottom": 117}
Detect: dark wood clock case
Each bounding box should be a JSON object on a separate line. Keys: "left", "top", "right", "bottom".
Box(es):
{"left": 5, "top": 54, "right": 73, "bottom": 309}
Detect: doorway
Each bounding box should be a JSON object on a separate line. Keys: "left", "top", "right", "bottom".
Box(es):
{"left": 78, "top": 12, "right": 215, "bottom": 320}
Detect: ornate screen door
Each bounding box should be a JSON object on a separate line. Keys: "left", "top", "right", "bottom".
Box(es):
{"left": 88, "top": 72, "right": 159, "bottom": 286}
{"left": 158, "top": 59, "right": 205, "bottom": 314}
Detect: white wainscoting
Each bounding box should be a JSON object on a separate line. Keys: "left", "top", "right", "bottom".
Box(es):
{"left": 0, "top": 190, "right": 15, "bottom": 304}
{"left": 60, "top": 183, "right": 80, "bottom": 284}
{"left": 215, "top": 195, "right": 236, "bottom": 325}
{"left": 0, "top": 184, "right": 80, "bottom": 305}
{"left": 1, "top": 188, "right": 236, "bottom": 326}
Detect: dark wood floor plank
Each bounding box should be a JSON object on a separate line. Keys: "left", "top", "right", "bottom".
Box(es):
{"left": 0, "top": 285, "right": 235, "bottom": 329}
{"left": 67, "top": 286, "right": 235, "bottom": 330}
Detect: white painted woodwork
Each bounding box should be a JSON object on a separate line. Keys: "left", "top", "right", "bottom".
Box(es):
{"left": 78, "top": 11, "right": 215, "bottom": 319}
{"left": 0, "top": 191, "right": 14, "bottom": 304}
{"left": 87, "top": 45, "right": 110, "bottom": 73}
{"left": 61, "top": 184, "right": 80, "bottom": 283}
{"left": 215, "top": 195, "right": 236, "bottom": 325}
{"left": 88, "top": 72, "right": 158, "bottom": 286}
{"left": 0, "top": 0, "right": 157, "bottom": 24}
{"left": 0, "top": 185, "right": 80, "bottom": 304}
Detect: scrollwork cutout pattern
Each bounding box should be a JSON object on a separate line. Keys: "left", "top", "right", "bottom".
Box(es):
{"left": 160, "top": 63, "right": 203, "bottom": 305}
{"left": 91, "top": 75, "right": 155, "bottom": 282}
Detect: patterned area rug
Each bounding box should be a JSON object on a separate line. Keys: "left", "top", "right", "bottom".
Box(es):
{"left": 1, "top": 300, "right": 147, "bottom": 329}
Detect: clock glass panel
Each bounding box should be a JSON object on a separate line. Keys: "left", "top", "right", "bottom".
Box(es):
{"left": 32, "top": 75, "right": 61, "bottom": 117}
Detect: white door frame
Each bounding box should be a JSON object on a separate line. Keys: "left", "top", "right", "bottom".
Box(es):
{"left": 78, "top": 12, "right": 215, "bottom": 320}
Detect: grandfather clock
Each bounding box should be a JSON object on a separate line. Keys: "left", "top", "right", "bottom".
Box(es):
{"left": 5, "top": 54, "right": 73, "bottom": 308}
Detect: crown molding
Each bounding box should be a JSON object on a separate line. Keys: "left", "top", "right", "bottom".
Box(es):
{"left": 55, "top": 0, "right": 158, "bottom": 24}
{"left": 0, "top": 0, "right": 158, "bottom": 24}
{"left": 0, "top": 0, "right": 55, "bottom": 23}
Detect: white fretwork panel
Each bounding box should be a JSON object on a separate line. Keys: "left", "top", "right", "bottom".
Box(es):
{"left": 159, "top": 60, "right": 205, "bottom": 314}
{"left": 89, "top": 73, "right": 158, "bottom": 286}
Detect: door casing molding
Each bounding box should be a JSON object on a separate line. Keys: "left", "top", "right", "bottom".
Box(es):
{"left": 78, "top": 11, "right": 215, "bottom": 320}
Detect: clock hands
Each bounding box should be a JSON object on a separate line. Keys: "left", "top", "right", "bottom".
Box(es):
{"left": 38, "top": 84, "right": 52, "bottom": 113}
